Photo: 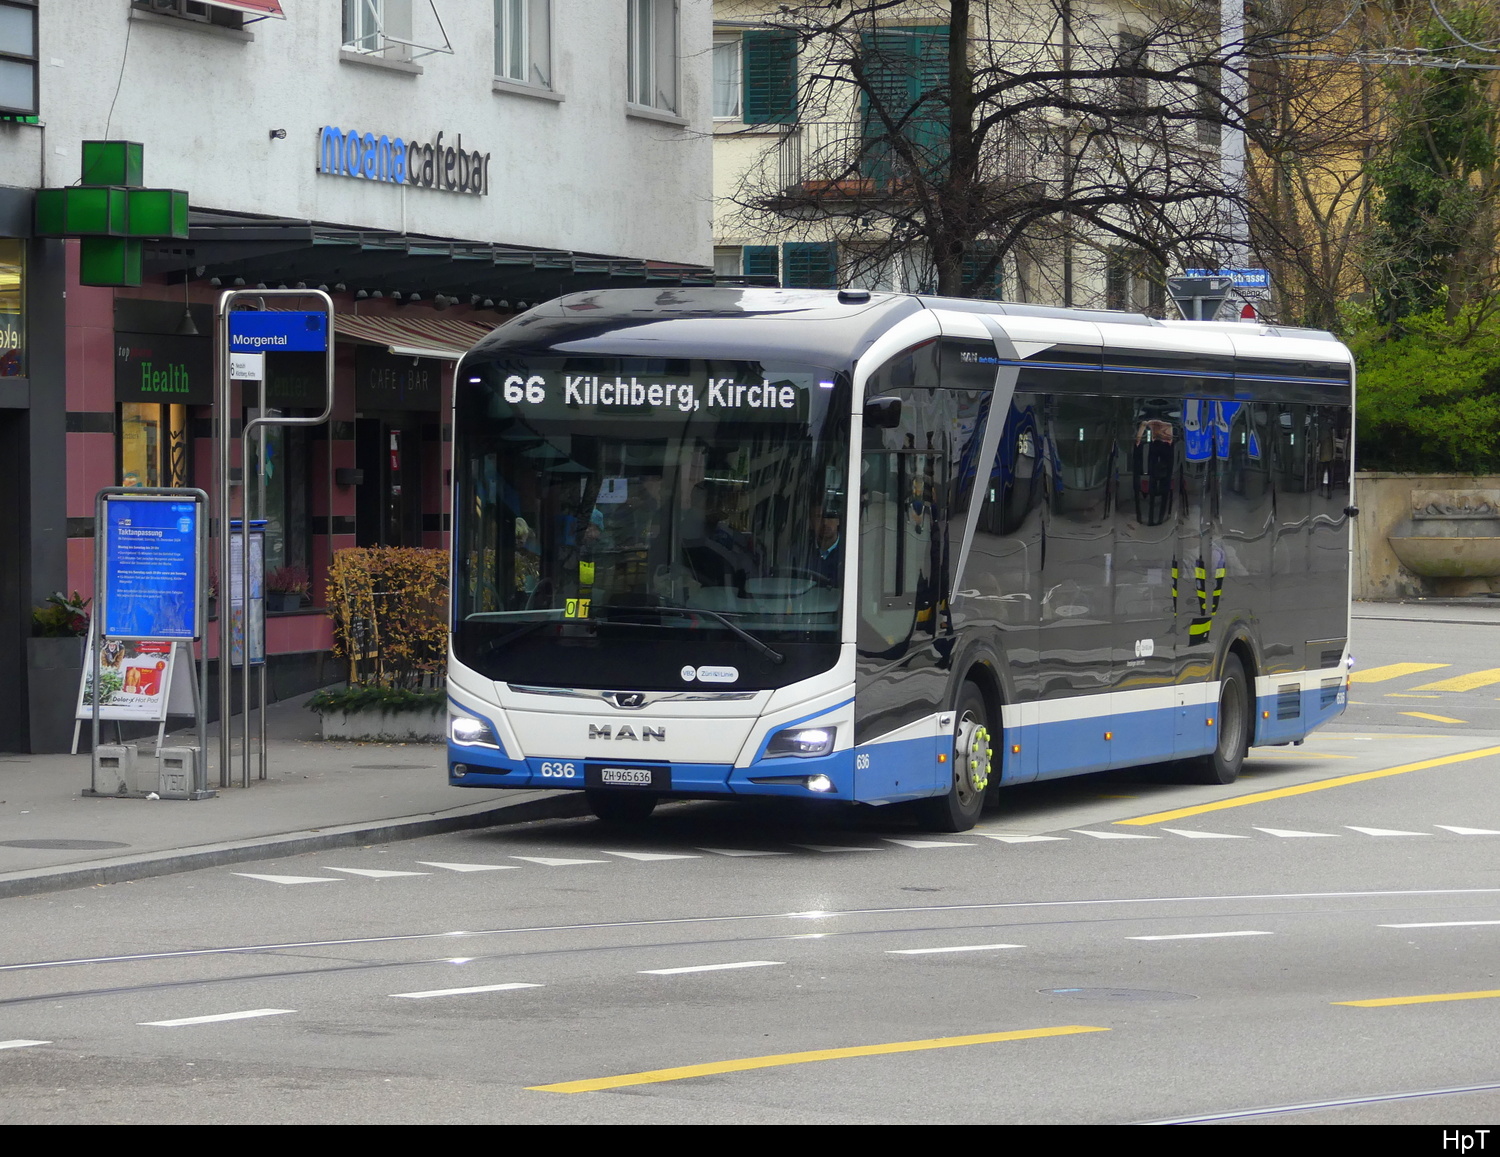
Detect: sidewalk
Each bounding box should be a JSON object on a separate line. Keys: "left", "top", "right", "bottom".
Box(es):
{"left": 0, "top": 691, "right": 584, "bottom": 899}
{"left": 1353, "top": 598, "right": 1500, "bottom": 625}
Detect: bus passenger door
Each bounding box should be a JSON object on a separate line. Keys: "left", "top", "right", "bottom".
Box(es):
{"left": 854, "top": 387, "right": 951, "bottom": 800}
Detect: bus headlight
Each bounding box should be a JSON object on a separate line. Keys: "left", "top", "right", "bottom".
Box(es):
{"left": 450, "top": 714, "right": 499, "bottom": 748}
{"left": 766, "top": 726, "right": 835, "bottom": 758}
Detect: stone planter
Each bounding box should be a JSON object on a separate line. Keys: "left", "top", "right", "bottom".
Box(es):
{"left": 266, "top": 591, "right": 304, "bottom": 613}
{"left": 319, "top": 705, "right": 444, "bottom": 742}
{"left": 27, "top": 636, "right": 84, "bottom": 754}
{"left": 1386, "top": 489, "right": 1500, "bottom": 596}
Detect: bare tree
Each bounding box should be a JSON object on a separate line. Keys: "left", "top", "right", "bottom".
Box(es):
{"left": 721, "top": 0, "right": 1260, "bottom": 305}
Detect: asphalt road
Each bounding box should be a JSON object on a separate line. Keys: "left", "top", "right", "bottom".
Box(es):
{"left": 3, "top": 613, "right": 1500, "bottom": 1125}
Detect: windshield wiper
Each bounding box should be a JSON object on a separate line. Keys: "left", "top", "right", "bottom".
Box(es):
{"left": 595, "top": 602, "right": 785, "bottom": 665}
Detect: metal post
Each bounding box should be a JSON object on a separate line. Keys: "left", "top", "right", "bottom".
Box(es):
{"left": 216, "top": 289, "right": 336, "bottom": 789}
{"left": 89, "top": 489, "right": 104, "bottom": 784}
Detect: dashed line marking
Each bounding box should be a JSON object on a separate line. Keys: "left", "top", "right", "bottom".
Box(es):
{"left": 600, "top": 851, "right": 701, "bottom": 861}
{"left": 887, "top": 944, "right": 1025, "bottom": 955}
{"left": 1161, "top": 828, "right": 1249, "bottom": 839}
{"left": 882, "top": 838, "right": 973, "bottom": 849}
{"left": 1345, "top": 826, "right": 1427, "bottom": 837}
{"left": 639, "top": 960, "right": 784, "bottom": 975}
{"left": 511, "top": 856, "right": 609, "bottom": 867}
{"left": 233, "top": 873, "right": 340, "bottom": 885}
{"left": 976, "top": 834, "right": 1068, "bottom": 844}
{"left": 390, "top": 983, "right": 543, "bottom": 999}
{"left": 1335, "top": 990, "right": 1500, "bottom": 1008}
{"left": 1254, "top": 828, "right": 1339, "bottom": 838}
{"left": 1378, "top": 920, "right": 1500, "bottom": 929}
{"left": 1436, "top": 826, "right": 1500, "bottom": 835}
{"left": 1127, "top": 930, "right": 1274, "bottom": 941}
{"left": 323, "top": 867, "right": 430, "bottom": 879}
{"left": 527, "top": 1026, "right": 1111, "bottom": 1094}
{"left": 140, "top": 1009, "right": 295, "bottom": 1027}
{"left": 0, "top": 1040, "right": 50, "bottom": 1050}
{"left": 417, "top": 861, "right": 521, "bottom": 872}
{"left": 1348, "top": 662, "right": 1448, "bottom": 684}
{"left": 1071, "top": 829, "right": 1158, "bottom": 840}
{"left": 791, "top": 844, "right": 881, "bottom": 853}
{"left": 697, "top": 847, "right": 792, "bottom": 857}
{"left": 1411, "top": 668, "right": 1500, "bottom": 692}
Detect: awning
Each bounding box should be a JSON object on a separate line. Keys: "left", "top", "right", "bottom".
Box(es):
{"left": 334, "top": 315, "right": 495, "bottom": 360}
{"left": 206, "top": 1, "right": 286, "bottom": 18}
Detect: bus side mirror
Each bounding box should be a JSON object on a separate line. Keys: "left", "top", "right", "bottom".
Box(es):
{"left": 864, "top": 396, "right": 902, "bottom": 429}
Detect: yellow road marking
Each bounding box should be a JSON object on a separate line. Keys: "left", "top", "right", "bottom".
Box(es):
{"left": 1401, "top": 711, "right": 1467, "bottom": 724}
{"left": 1335, "top": 990, "right": 1500, "bottom": 1008}
{"left": 1348, "top": 662, "right": 1448, "bottom": 684}
{"left": 1114, "top": 745, "right": 1500, "bottom": 826}
{"left": 1411, "top": 668, "right": 1500, "bottom": 692}
{"left": 527, "top": 1025, "right": 1110, "bottom": 1093}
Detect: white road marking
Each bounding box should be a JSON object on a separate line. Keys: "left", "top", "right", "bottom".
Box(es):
{"left": 791, "top": 844, "right": 881, "bottom": 853}
{"left": 390, "top": 983, "right": 543, "bottom": 999}
{"left": 323, "top": 867, "right": 431, "bottom": 878}
{"left": 882, "top": 838, "right": 973, "bottom": 849}
{"left": 640, "top": 960, "right": 784, "bottom": 975}
{"left": 416, "top": 861, "right": 522, "bottom": 872}
{"left": 1071, "top": 829, "right": 1158, "bottom": 840}
{"left": 1379, "top": 920, "right": 1500, "bottom": 929}
{"left": 0, "top": 1040, "right": 50, "bottom": 1050}
{"left": 1345, "top": 827, "right": 1428, "bottom": 837}
{"left": 140, "top": 1009, "right": 295, "bottom": 1027}
{"left": 886, "top": 944, "right": 1025, "bottom": 954}
{"left": 1254, "top": 828, "right": 1339, "bottom": 838}
{"left": 510, "top": 856, "right": 609, "bottom": 866}
{"left": 599, "top": 851, "right": 700, "bottom": 861}
{"left": 696, "top": 847, "right": 792, "bottom": 857}
{"left": 1127, "top": 930, "right": 1275, "bottom": 941}
{"left": 976, "top": 834, "right": 1068, "bottom": 844}
{"left": 233, "top": 873, "right": 341, "bottom": 885}
{"left": 1162, "top": 828, "right": 1250, "bottom": 839}
{"left": 1435, "top": 826, "right": 1500, "bottom": 836}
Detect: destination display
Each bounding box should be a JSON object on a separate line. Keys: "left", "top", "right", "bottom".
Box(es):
{"left": 473, "top": 364, "right": 821, "bottom": 422}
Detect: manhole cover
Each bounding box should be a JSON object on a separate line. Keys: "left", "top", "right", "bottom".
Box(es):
{"left": 350, "top": 764, "right": 430, "bottom": 770}
{"left": 1041, "top": 988, "right": 1197, "bottom": 1002}
{"left": 0, "top": 839, "right": 131, "bottom": 850}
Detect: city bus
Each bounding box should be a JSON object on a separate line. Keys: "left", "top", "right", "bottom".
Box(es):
{"left": 445, "top": 288, "right": 1354, "bottom": 831}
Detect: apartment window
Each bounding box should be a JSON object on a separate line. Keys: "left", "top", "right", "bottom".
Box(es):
{"left": 713, "top": 246, "right": 743, "bottom": 277}
{"left": 783, "top": 242, "right": 837, "bottom": 289}
{"left": 628, "top": 0, "right": 677, "bottom": 113}
{"left": 1194, "top": 64, "right": 1221, "bottom": 146}
{"left": 1105, "top": 247, "right": 1165, "bottom": 316}
{"left": 1115, "top": 31, "right": 1148, "bottom": 119}
{"left": 131, "top": 1, "right": 245, "bottom": 29}
{"left": 713, "top": 35, "right": 740, "bottom": 118}
{"left": 343, "top": 0, "right": 415, "bottom": 56}
{"left": 0, "top": 0, "right": 37, "bottom": 117}
{"left": 496, "top": 0, "right": 551, "bottom": 88}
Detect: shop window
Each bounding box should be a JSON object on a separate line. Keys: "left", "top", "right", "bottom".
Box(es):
{"left": 0, "top": 237, "right": 21, "bottom": 377}
{"left": 0, "top": 0, "right": 37, "bottom": 118}
{"left": 119, "top": 403, "right": 189, "bottom": 489}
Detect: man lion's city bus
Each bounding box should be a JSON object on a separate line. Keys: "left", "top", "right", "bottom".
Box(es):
{"left": 445, "top": 288, "right": 1354, "bottom": 832}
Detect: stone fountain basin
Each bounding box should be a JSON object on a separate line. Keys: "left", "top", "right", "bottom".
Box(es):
{"left": 1388, "top": 535, "right": 1500, "bottom": 578}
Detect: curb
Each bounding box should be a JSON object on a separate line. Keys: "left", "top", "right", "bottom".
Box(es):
{"left": 0, "top": 790, "right": 591, "bottom": 901}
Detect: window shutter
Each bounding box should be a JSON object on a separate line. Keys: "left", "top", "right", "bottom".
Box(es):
{"left": 741, "top": 30, "right": 796, "bottom": 125}
{"left": 783, "top": 242, "right": 837, "bottom": 289}
{"left": 859, "top": 27, "right": 949, "bottom": 182}
{"left": 742, "top": 245, "right": 779, "bottom": 279}
{"left": 961, "top": 246, "right": 1001, "bottom": 299}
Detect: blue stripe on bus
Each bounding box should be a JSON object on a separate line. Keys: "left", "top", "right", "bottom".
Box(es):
{"left": 994, "top": 359, "right": 1347, "bottom": 386}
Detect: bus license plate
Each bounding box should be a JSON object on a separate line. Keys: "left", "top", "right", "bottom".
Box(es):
{"left": 586, "top": 763, "right": 668, "bottom": 790}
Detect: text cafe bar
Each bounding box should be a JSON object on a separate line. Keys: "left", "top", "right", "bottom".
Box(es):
{"left": 317, "top": 127, "right": 491, "bottom": 196}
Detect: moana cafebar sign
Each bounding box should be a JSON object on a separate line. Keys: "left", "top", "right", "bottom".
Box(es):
{"left": 317, "top": 126, "right": 491, "bottom": 195}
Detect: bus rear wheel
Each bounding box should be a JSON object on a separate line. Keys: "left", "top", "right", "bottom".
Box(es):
{"left": 914, "top": 683, "right": 992, "bottom": 833}
{"left": 1182, "top": 654, "right": 1250, "bottom": 785}
{"left": 586, "top": 789, "right": 658, "bottom": 825}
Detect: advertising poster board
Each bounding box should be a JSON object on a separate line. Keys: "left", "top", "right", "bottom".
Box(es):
{"left": 102, "top": 495, "right": 201, "bottom": 640}
{"left": 75, "top": 639, "right": 191, "bottom": 722}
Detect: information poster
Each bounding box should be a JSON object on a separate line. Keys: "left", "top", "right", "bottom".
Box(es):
{"left": 75, "top": 639, "right": 180, "bottom": 722}
{"left": 103, "top": 497, "right": 200, "bottom": 640}
{"left": 229, "top": 523, "right": 265, "bottom": 668}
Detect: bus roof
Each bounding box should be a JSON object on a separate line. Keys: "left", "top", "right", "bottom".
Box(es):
{"left": 469, "top": 287, "right": 1349, "bottom": 370}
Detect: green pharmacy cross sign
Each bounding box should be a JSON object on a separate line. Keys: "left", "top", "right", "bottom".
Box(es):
{"left": 34, "top": 141, "right": 188, "bottom": 287}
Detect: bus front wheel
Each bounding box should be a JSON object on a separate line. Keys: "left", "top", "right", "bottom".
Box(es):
{"left": 1183, "top": 654, "right": 1250, "bottom": 785}
{"left": 914, "top": 683, "right": 992, "bottom": 833}
{"left": 586, "top": 789, "right": 658, "bottom": 825}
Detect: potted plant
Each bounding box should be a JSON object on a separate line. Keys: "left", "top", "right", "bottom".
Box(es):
{"left": 28, "top": 591, "right": 90, "bottom": 753}
{"left": 265, "top": 565, "right": 310, "bottom": 613}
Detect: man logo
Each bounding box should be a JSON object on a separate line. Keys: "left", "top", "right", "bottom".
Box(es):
{"left": 588, "top": 724, "right": 666, "bottom": 741}
{"left": 604, "top": 691, "right": 647, "bottom": 709}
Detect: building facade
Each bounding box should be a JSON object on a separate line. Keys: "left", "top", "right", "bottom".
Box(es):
{"left": 0, "top": 0, "right": 712, "bottom": 752}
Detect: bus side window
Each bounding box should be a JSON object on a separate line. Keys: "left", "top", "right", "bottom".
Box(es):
{"left": 859, "top": 447, "right": 939, "bottom": 650}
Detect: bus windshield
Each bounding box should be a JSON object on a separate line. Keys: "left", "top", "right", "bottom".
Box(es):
{"left": 452, "top": 355, "right": 851, "bottom": 690}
